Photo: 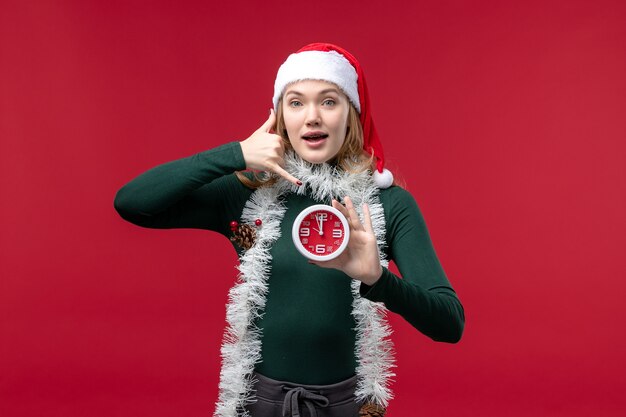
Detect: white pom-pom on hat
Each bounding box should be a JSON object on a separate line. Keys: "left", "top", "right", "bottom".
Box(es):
{"left": 373, "top": 168, "right": 394, "bottom": 189}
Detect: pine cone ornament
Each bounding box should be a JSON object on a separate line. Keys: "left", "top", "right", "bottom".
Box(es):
{"left": 359, "top": 402, "right": 386, "bottom": 417}
{"left": 230, "top": 223, "right": 257, "bottom": 250}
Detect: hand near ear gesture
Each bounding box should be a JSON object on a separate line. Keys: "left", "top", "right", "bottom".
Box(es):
{"left": 310, "top": 196, "right": 383, "bottom": 286}
{"left": 240, "top": 109, "right": 302, "bottom": 187}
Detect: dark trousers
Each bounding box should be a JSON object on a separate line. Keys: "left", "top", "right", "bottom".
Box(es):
{"left": 243, "top": 371, "right": 361, "bottom": 417}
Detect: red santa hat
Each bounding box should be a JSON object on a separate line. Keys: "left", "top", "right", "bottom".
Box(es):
{"left": 273, "top": 42, "right": 394, "bottom": 189}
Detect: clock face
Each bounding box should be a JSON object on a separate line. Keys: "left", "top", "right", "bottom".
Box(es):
{"left": 292, "top": 204, "right": 350, "bottom": 261}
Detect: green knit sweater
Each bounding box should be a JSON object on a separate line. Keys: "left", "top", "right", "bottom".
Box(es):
{"left": 114, "top": 142, "right": 464, "bottom": 384}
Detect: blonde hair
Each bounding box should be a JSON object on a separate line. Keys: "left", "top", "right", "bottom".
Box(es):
{"left": 236, "top": 98, "right": 374, "bottom": 189}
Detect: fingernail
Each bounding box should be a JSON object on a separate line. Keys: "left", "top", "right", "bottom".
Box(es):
{"left": 297, "top": 180, "right": 302, "bottom": 186}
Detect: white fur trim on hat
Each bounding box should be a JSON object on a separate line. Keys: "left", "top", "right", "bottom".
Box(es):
{"left": 273, "top": 50, "right": 361, "bottom": 113}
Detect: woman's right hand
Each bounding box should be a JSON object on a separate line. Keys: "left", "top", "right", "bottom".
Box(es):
{"left": 240, "top": 109, "right": 302, "bottom": 187}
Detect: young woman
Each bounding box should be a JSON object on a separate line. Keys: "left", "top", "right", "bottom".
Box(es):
{"left": 114, "top": 43, "right": 464, "bottom": 417}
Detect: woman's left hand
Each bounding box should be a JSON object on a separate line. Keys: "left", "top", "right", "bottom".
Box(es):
{"left": 309, "top": 196, "right": 383, "bottom": 286}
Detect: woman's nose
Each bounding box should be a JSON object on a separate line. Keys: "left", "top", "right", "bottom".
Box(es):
{"left": 305, "top": 105, "right": 321, "bottom": 126}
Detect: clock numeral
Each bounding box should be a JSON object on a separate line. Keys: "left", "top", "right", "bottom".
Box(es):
{"left": 334, "top": 240, "right": 341, "bottom": 246}
{"left": 334, "top": 221, "right": 341, "bottom": 227}
{"left": 303, "top": 221, "right": 310, "bottom": 226}
{"left": 302, "top": 238, "right": 308, "bottom": 244}
{"left": 332, "top": 229, "right": 343, "bottom": 238}
{"left": 317, "top": 213, "right": 328, "bottom": 220}
{"left": 315, "top": 244, "right": 325, "bottom": 254}
{"left": 327, "top": 245, "right": 333, "bottom": 252}
{"left": 300, "top": 227, "right": 310, "bottom": 237}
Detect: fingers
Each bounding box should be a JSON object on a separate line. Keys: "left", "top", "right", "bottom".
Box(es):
{"left": 333, "top": 197, "right": 364, "bottom": 231}
{"left": 362, "top": 203, "right": 374, "bottom": 234}
{"left": 240, "top": 131, "right": 283, "bottom": 172}
{"left": 271, "top": 163, "right": 302, "bottom": 187}
{"left": 331, "top": 198, "right": 350, "bottom": 221}
{"left": 344, "top": 196, "right": 365, "bottom": 231}
{"left": 260, "top": 108, "right": 277, "bottom": 133}
{"left": 246, "top": 109, "right": 301, "bottom": 186}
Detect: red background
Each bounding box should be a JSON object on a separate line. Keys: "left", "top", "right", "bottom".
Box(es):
{"left": 1, "top": 1, "right": 625, "bottom": 416}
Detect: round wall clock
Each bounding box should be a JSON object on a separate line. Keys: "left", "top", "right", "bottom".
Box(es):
{"left": 292, "top": 204, "right": 350, "bottom": 261}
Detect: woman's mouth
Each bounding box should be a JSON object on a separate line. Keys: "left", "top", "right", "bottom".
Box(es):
{"left": 302, "top": 131, "right": 329, "bottom": 147}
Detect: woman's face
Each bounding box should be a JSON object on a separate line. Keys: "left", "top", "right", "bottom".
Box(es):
{"left": 282, "top": 80, "right": 350, "bottom": 164}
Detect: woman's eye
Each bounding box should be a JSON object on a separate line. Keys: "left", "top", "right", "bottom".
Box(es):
{"left": 323, "top": 99, "right": 336, "bottom": 106}
{"left": 289, "top": 101, "right": 302, "bottom": 107}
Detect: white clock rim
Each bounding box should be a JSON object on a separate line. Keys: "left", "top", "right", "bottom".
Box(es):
{"left": 291, "top": 204, "right": 351, "bottom": 262}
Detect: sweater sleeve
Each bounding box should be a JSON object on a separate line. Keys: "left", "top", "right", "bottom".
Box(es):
{"left": 114, "top": 142, "right": 252, "bottom": 236}
{"left": 359, "top": 186, "right": 465, "bottom": 343}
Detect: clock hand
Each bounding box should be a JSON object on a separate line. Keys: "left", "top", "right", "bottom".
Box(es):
{"left": 315, "top": 214, "right": 324, "bottom": 235}
{"left": 318, "top": 216, "right": 326, "bottom": 234}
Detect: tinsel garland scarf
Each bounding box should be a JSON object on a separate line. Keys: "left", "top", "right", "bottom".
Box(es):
{"left": 214, "top": 152, "right": 395, "bottom": 417}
